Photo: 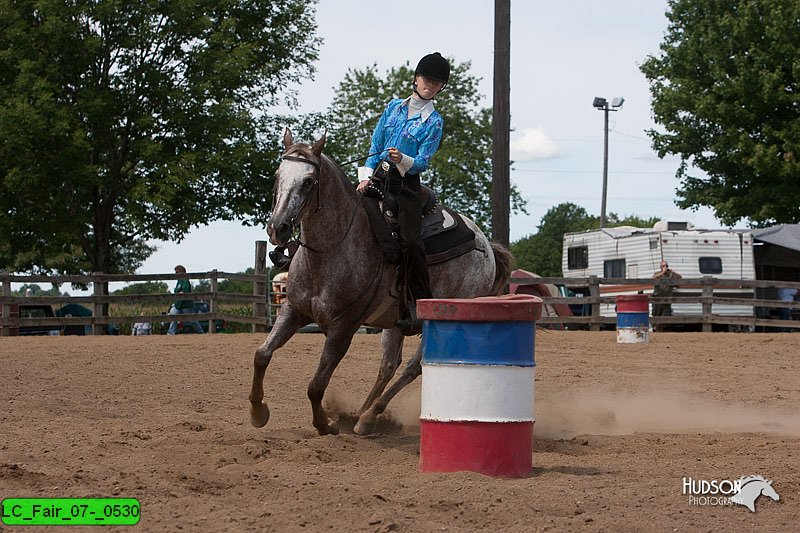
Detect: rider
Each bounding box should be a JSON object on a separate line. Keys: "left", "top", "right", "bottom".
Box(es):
{"left": 356, "top": 52, "right": 450, "bottom": 335}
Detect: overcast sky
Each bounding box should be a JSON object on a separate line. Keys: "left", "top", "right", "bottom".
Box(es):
{"left": 135, "top": 0, "right": 723, "bottom": 279}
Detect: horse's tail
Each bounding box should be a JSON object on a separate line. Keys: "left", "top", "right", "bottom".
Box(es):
{"left": 490, "top": 241, "right": 515, "bottom": 295}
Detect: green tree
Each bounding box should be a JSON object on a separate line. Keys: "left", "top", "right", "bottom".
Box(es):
{"left": 640, "top": 0, "right": 800, "bottom": 227}
{"left": 193, "top": 268, "right": 256, "bottom": 294}
{"left": 282, "top": 61, "right": 527, "bottom": 232}
{"left": 218, "top": 268, "right": 255, "bottom": 294}
{"left": 113, "top": 282, "right": 169, "bottom": 295}
{"left": 0, "top": 1, "right": 320, "bottom": 275}
{"left": 14, "top": 284, "right": 68, "bottom": 297}
{"left": 511, "top": 204, "right": 661, "bottom": 276}
{"left": 612, "top": 214, "right": 661, "bottom": 229}
{"left": 511, "top": 203, "right": 596, "bottom": 276}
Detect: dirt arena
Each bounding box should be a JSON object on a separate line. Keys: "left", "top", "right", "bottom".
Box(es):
{"left": 1, "top": 331, "right": 798, "bottom": 532}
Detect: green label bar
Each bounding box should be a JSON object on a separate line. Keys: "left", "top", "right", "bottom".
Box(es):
{"left": 1, "top": 498, "right": 140, "bottom": 526}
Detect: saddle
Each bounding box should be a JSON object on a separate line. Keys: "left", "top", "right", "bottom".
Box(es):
{"left": 361, "top": 178, "right": 477, "bottom": 266}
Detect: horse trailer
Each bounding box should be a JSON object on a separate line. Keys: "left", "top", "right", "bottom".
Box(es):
{"left": 561, "top": 221, "right": 756, "bottom": 319}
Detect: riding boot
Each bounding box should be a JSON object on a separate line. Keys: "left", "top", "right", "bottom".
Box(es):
{"left": 395, "top": 298, "right": 422, "bottom": 336}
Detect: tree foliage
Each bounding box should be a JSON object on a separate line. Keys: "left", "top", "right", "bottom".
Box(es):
{"left": 641, "top": 0, "right": 800, "bottom": 227}
{"left": 13, "top": 283, "right": 69, "bottom": 297}
{"left": 112, "top": 281, "right": 168, "bottom": 295}
{"left": 0, "top": 0, "right": 320, "bottom": 274}
{"left": 511, "top": 203, "right": 660, "bottom": 276}
{"left": 279, "top": 61, "right": 527, "bottom": 232}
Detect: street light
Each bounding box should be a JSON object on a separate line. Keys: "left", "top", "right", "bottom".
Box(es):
{"left": 593, "top": 96, "right": 624, "bottom": 228}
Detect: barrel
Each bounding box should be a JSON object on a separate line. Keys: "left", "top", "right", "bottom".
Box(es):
{"left": 416, "top": 294, "right": 542, "bottom": 478}
{"left": 616, "top": 294, "right": 650, "bottom": 343}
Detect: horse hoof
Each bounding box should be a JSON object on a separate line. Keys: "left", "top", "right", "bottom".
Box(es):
{"left": 353, "top": 418, "right": 374, "bottom": 436}
{"left": 316, "top": 421, "right": 339, "bottom": 436}
{"left": 250, "top": 403, "right": 270, "bottom": 428}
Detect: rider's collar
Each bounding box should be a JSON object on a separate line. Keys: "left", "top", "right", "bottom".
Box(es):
{"left": 403, "top": 95, "right": 435, "bottom": 122}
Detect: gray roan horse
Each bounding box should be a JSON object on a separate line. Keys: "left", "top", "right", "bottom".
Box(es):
{"left": 250, "top": 129, "right": 513, "bottom": 436}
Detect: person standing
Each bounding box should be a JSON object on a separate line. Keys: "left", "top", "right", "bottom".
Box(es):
{"left": 776, "top": 286, "right": 798, "bottom": 331}
{"left": 167, "top": 265, "right": 204, "bottom": 335}
{"left": 356, "top": 52, "right": 450, "bottom": 335}
{"left": 652, "top": 260, "right": 682, "bottom": 331}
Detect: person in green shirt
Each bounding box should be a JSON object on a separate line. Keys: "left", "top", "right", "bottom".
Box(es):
{"left": 167, "top": 265, "right": 204, "bottom": 335}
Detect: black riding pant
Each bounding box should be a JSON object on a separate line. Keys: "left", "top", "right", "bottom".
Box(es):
{"left": 396, "top": 172, "right": 432, "bottom": 304}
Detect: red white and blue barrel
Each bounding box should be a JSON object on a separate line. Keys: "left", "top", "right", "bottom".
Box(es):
{"left": 616, "top": 294, "right": 650, "bottom": 343}
{"left": 416, "top": 294, "right": 542, "bottom": 478}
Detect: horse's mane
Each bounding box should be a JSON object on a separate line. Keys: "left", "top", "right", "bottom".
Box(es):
{"left": 739, "top": 475, "right": 769, "bottom": 485}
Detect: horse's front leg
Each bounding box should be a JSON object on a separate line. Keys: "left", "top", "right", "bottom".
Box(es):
{"left": 308, "top": 328, "right": 358, "bottom": 435}
{"left": 249, "top": 305, "right": 309, "bottom": 428}
{"left": 357, "top": 328, "right": 404, "bottom": 416}
{"left": 354, "top": 341, "right": 422, "bottom": 436}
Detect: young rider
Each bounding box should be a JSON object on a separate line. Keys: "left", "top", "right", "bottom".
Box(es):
{"left": 357, "top": 52, "right": 450, "bottom": 335}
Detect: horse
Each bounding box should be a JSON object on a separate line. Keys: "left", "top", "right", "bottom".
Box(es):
{"left": 730, "top": 475, "right": 780, "bottom": 512}
{"left": 249, "top": 129, "right": 513, "bottom": 436}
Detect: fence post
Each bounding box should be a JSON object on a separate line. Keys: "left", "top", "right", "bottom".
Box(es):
{"left": 1, "top": 274, "right": 10, "bottom": 337}
{"left": 589, "top": 275, "right": 601, "bottom": 332}
{"left": 92, "top": 272, "right": 105, "bottom": 336}
{"left": 701, "top": 276, "right": 713, "bottom": 333}
{"left": 253, "top": 241, "right": 268, "bottom": 333}
{"left": 209, "top": 269, "right": 218, "bottom": 334}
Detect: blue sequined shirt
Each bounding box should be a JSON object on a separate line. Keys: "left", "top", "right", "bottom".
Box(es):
{"left": 365, "top": 96, "right": 444, "bottom": 176}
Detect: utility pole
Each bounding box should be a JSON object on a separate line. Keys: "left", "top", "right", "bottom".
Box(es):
{"left": 491, "top": 0, "right": 510, "bottom": 247}
{"left": 601, "top": 102, "right": 609, "bottom": 229}
{"left": 592, "top": 96, "right": 624, "bottom": 229}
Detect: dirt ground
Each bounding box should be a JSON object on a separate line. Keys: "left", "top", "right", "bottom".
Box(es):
{"left": 1, "top": 331, "right": 799, "bottom": 532}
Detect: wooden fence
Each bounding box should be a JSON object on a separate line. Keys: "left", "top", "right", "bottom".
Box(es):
{"left": 0, "top": 270, "right": 277, "bottom": 337}
{"left": 517, "top": 276, "right": 800, "bottom": 332}
{"left": 3, "top": 256, "right": 799, "bottom": 336}
{"left": 0, "top": 242, "right": 278, "bottom": 337}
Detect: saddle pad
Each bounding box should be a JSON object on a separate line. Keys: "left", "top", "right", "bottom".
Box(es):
{"left": 422, "top": 206, "right": 477, "bottom": 265}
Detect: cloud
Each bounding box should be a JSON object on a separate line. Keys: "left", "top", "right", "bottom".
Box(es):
{"left": 510, "top": 127, "right": 560, "bottom": 161}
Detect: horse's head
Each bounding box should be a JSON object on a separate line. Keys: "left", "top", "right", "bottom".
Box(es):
{"left": 268, "top": 128, "right": 326, "bottom": 246}
{"left": 761, "top": 480, "right": 780, "bottom": 502}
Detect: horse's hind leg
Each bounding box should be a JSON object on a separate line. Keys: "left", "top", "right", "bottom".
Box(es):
{"left": 308, "top": 330, "right": 358, "bottom": 435}
{"left": 357, "top": 329, "right": 404, "bottom": 416}
{"left": 354, "top": 342, "right": 422, "bottom": 436}
{"left": 249, "top": 307, "right": 308, "bottom": 428}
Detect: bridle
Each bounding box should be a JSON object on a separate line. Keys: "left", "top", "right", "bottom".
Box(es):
{"left": 279, "top": 153, "right": 321, "bottom": 218}
{"left": 275, "top": 149, "right": 359, "bottom": 254}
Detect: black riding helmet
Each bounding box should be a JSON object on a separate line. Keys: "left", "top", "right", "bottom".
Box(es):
{"left": 414, "top": 52, "right": 450, "bottom": 91}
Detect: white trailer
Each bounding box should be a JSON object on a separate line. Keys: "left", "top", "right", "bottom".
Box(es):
{"left": 562, "top": 222, "right": 756, "bottom": 317}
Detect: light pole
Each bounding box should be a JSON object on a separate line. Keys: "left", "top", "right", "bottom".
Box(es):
{"left": 593, "top": 96, "right": 624, "bottom": 228}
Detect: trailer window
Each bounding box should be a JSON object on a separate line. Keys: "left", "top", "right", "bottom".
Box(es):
{"left": 604, "top": 259, "right": 626, "bottom": 278}
{"left": 699, "top": 256, "right": 722, "bottom": 274}
{"left": 567, "top": 246, "right": 588, "bottom": 269}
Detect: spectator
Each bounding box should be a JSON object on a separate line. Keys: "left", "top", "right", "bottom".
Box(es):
{"left": 271, "top": 271, "right": 289, "bottom": 306}
{"left": 777, "top": 286, "right": 798, "bottom": 331}
{"left": 167, "top": 265, "right": 204, "bottom": 335}
{"left": 652, "top": 260, "right": 682, "bottom": 331}
{"left": 131, "top": 311, "right": 152, "bottom": 336}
